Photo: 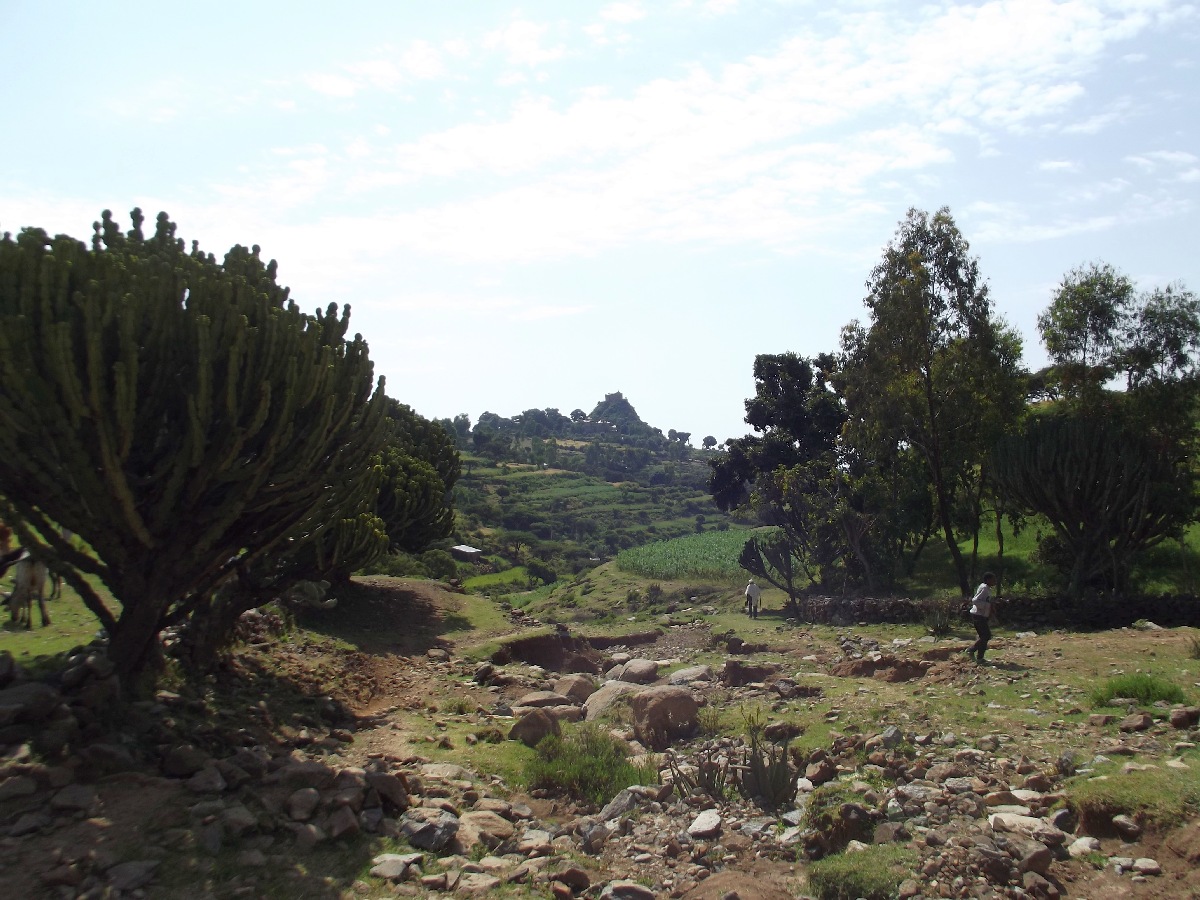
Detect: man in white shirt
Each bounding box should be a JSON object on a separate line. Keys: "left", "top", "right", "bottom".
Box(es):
{"left": 744, "top": 578, "right": 762, "bottom": 619}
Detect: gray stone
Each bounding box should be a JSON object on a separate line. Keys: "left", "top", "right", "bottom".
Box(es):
{"left": 458, "top": 873, "right": 502, "bottom": 893}
{"left": 553, "top": 674, "right": 597, "bottom": 702}
{"left": 162, "top": 744, "right": 211, "bottom": 777}
{"left": 456, "top": 809, "right": 516, "bottom": 850}
{"left": 186, "top": 766, "right": 227, "bottom": 793}
{"left": 515, "top": 690, "right": 574, "bottom": 708}
{"left": 1112, "top": 813, "right": 1142, "bottom": 840}
{"left": 668, "top": 665, "right": 714, "bottom": 685}
{"left": 0, "top": 682, "right": 61, "bottom": 724}
{"left": 1132, "top": 857, "right": 1162, "bottom": 875}
{"left": 107, "top": 860, "right": 159, "bottom": 892}
{"left": 687, "top": 809, "right": 722, "bottom": 839}
{"left": 509, "top": 708, "right": 560, "bottom": 747}
{"left": 630, "top": 685, "right": 699, "bottom": 750}
{"left": 370, "top": 855, "right": 413, "bottom": 881}
{"left": 600, "top": 881, "right": 658, "bottom": 900}
{"left": 1068, "top": 836, "right": 1102, "bottom": 857}
{"left": 365, "top": 771, "right": 410, "bottom": 812}
{"left": 619, "top": 659, "right": 660, "bottom": 684}
{"left": 599, "top": 788, "right": 644, "bottom": 821}
{"left": 327, "top": 804, "right": 360, "bottom": 839}
{"left": 49, "top": 784, "right": 97, "bottom": 812}
{"left": 220, "top": 804, "right": 258, "bottom": 836}
{"left": 400, "top": 808, "right": 459, "bottom": 851}
{"left": 0, "top": 775, "right": 37, "bottom": 801}
{"left": 583, "top": 681, "right": 641, "bottom": 720}
{"left": 287, "top": 787, "right": 321, "bottom": 821}
{"left": 10, "top": 811, "right": 52, "bottom": 835}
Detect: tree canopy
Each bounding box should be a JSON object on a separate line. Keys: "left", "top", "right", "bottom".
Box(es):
{"left": 838, "top": 207, "right": 1025, "bottom": 595}
{"left": 0, "top": 210, "right": 392, "bottom": 682}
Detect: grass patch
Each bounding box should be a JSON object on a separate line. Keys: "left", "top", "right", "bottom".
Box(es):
{"left": 525, "top": 722, "right": 658, "bottom": 807}
{"left": 1089, "top": 673, "right": 1186, "bottom": 708}
{"left": 803, "top": 781, "right": 879, "bottom": 854}
{"left": 807, "top": 845, "right": 918, "bottom": 900}
{"left": 1067, "top": 757, "right": 1200, "bottom": 833}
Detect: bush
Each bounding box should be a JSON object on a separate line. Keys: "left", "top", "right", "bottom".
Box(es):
{"left": 1187, "top": 633, "right": 1200, "bottom": 660}
{"left": 525, "top": 723, "right": 657, "bottom": 807}
{"left": 807, "top": 845, "right": 917, "bottom": 900}
{"left": 921, "top": 597, "right": 957, "bottom": 637}
{"left": 1089, "top": 673, "right": 1186, "bottom": 708}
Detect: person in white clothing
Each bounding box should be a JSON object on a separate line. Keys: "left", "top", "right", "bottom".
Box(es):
{"left": 966, "top": 572, "right": 997, "bottom": 664}
{"left": 744, "top": 578, "right": 762, "bottom": 619}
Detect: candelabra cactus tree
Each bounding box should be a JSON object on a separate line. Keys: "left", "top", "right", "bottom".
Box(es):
{"left": 0, "top": 209, "right": 389, "bottom": 684}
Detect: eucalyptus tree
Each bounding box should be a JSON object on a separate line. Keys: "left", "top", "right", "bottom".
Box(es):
{"left": 837, "top": 208, "right": 1026, "bottom": 596}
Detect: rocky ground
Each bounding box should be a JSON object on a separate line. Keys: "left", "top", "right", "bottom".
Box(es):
{"left": 2, "top": 579, "right": 1200, "bottom": 899}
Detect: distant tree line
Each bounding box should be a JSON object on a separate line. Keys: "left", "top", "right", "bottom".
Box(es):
{"left": 712, "top": 208, "right": 1199, "bottom": 606}
{"left": 434, "top": 391, "right": 703, "bottom": 478}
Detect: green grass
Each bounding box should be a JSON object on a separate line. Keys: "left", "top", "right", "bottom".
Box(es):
{"left": 1067, "top": 753, "right": 1200, "bottom": 832}
{"left": 0, "top": 574, "right": 116, "bottom": 670}
{"left": 1089, "top": 673, "right": 1186, "bottom": 708}
{"left": 463, "top": 567, "right": 529, "bottom": 590}
{"left": 806, "top": 845, "right": 918, "bottom": 900}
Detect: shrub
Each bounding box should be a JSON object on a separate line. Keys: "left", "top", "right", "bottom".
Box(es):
{"left": 921, "top": 598, "right": 957, "bottom": 637}
{"left": 807, "top": 845, "right": 918, "bottom": 900}
{"left": 1187, "top": 633, "right": 1200, "bottom": 660}
{"left": 525, "top": 723, "right": 656, "bottom": 807}
{"left": 737, "top": 705, "right": 797, "bottom": 809}
{"left": 1089, "top": 673, "right": 1186, "bottom": 708}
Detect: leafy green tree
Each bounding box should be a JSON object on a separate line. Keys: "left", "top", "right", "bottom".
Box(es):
{"left": 837, "top": 207, "right": 1025, "bottom": 596}
{"left": 525, "top": 558, "right": 556, "bottom": 588}
{"left": 1122, "top": 282, "right": 1200, "bottom": 389}
{"left": 375, "top": 399, "right": 460, "bottom": 555}
{"left": 702, "top": 435, "right": 718, "bottom": 450}
{"left": 708, "top": 353, "right": 844, "bottom": 511}
{"left": 0, "top": 210, "right": 389, "bottom": 683}
{"left": 1037, "top": 262, "right": 1135, "bottom": 399}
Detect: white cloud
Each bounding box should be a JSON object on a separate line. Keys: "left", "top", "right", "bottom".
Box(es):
{"left": 305, "top": 72, "right": 359, "bottom": 98}
{"left": 303, "top": 41, "right": 447, "bottom": 99}
{"left": 1038, "top": 160, "right": 1080, "bottom": 172}
{"left": 483, "top": 20, "right": 565, "bottom": 67}
{"left": 144, "top": 0, "right": 1191, "bottom": 269}
{"left": 600, "top": 3, "right": 647, "bottom": 24}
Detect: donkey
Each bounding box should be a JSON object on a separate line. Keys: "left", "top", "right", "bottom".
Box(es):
{"left": 6, "top": 557, "right": 51, "bottom": 628}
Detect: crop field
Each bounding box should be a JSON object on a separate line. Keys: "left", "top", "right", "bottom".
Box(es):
{"left": 615, "top": 528, "right": 752, "bottom": 581}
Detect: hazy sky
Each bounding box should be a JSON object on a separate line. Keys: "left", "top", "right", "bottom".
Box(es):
{"left": 2, "top": 0, "right": 1197, "bottom": 443}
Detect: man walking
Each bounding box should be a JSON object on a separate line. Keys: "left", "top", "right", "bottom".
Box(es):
{"left": 744, "top": 578, "right": 761, "bottom": 619}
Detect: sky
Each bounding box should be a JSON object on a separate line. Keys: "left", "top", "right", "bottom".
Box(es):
{"left": 2, "top": 1, "right": 1197, "bottom": 445}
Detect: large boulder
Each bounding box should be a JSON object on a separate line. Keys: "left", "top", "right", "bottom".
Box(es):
{"left": 553, "top": 674, "right": 597, "bottom": 703}
{"left": 514, "top": 691, "right": 574, "bottom": 708}
{"left": 583, "top": 682, "right": 641, "bottom": 721}
{"left": 630, "top": 686, "right": 698, "bottom": 750}
{"left": 509, "top": 709, "right": 560, "bottom": 748}
{"left": 668, "top": 665, "right": 714, "bottom": 685}
{"left": 619, "top": 659, "right": 659, "bottom": 684}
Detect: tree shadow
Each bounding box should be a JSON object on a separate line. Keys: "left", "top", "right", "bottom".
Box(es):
{"left": 293, "top": 577, "right": 472, "bottom": 656}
